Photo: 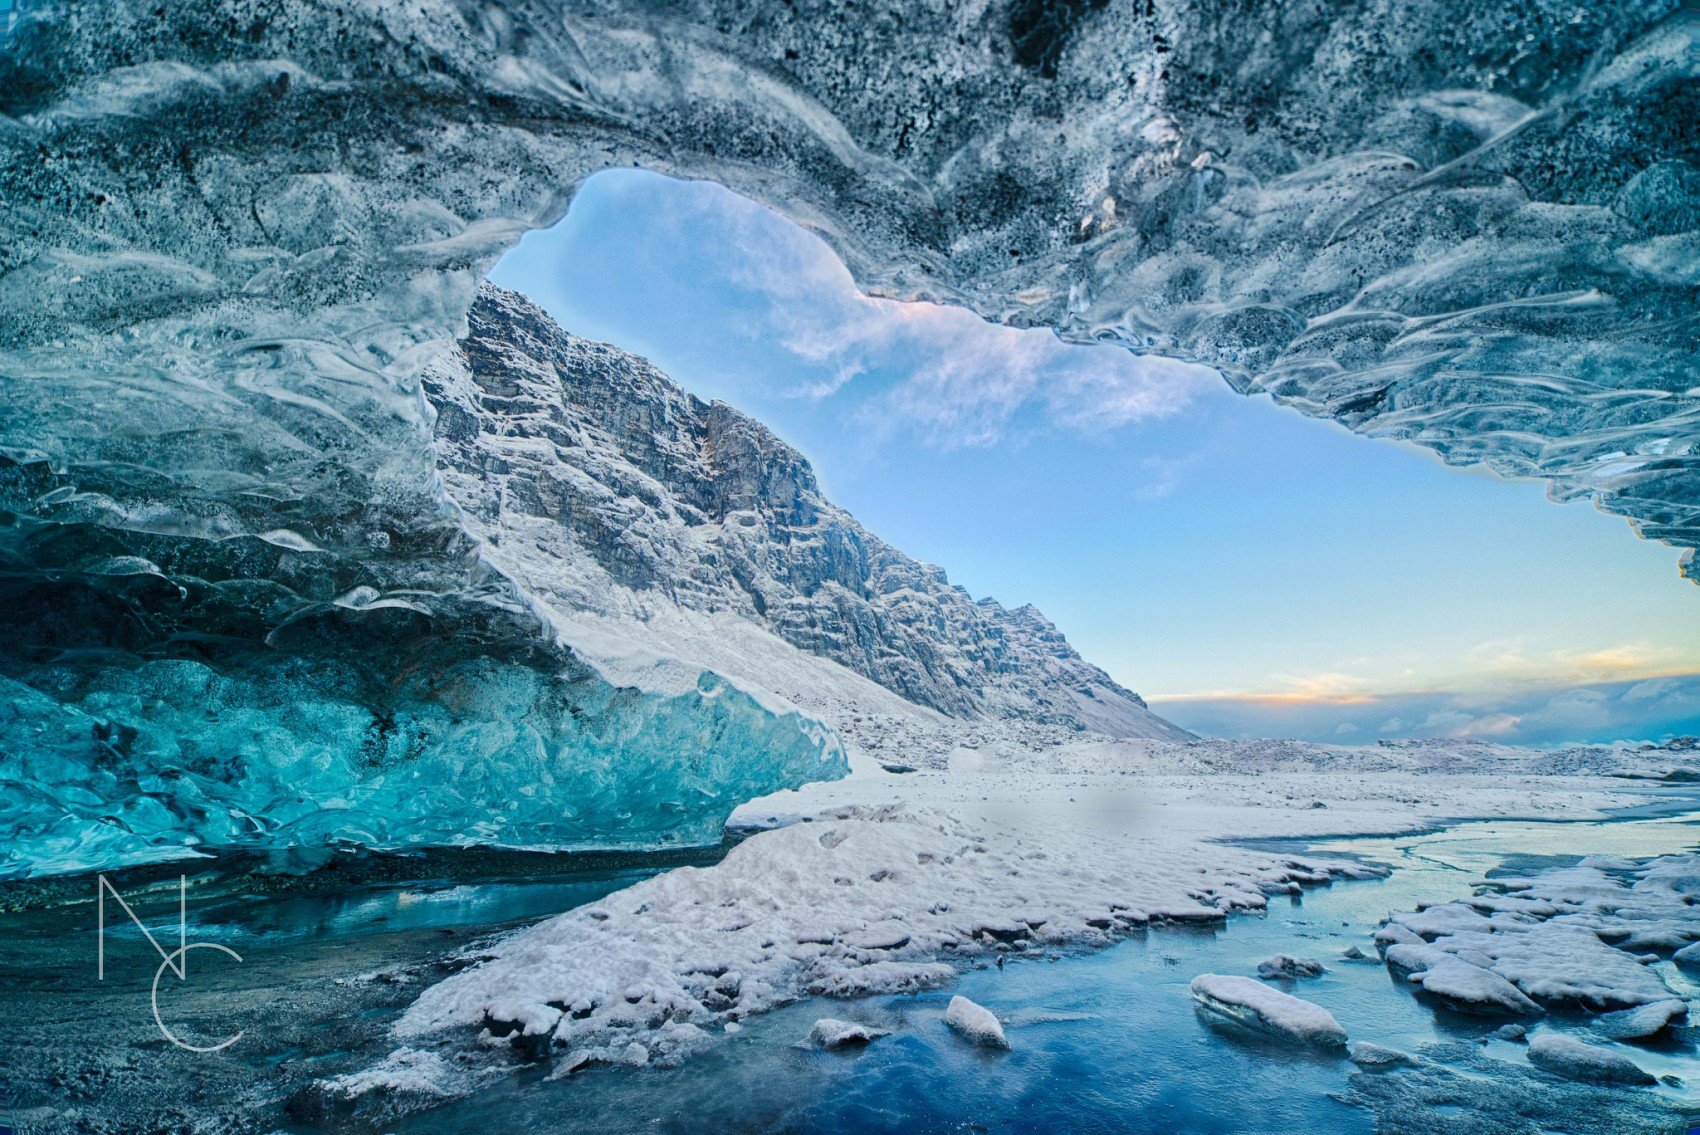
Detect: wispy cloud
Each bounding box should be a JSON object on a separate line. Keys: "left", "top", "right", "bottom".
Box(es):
{"left": 645, "top": 176, "right": 1213, "bottom": 449}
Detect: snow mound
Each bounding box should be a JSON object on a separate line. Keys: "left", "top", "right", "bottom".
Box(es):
{"left": 1593, "top": 999, "right": 1689, "bottom": 1042}
{"left": 943, "top": 996, "right": 1009, "bottom": 1050}
{"left": 1189, "top": 974, "right": 1348, "bottom": 1051}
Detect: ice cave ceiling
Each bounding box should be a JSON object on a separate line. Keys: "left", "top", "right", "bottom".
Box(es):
{"left": 0, "top": 0, "right": 1694, "bottom": 872}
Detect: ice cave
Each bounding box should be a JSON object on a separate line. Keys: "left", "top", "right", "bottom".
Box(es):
{"left": 0, "top": 2, "right": 1698, "bottom": 1131}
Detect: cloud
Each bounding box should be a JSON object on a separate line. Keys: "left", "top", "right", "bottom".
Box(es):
{"left": 649, "top": 175, "right": 1211, "bottom": 448}
{"left": 1152, "top": 672, "right": 1700, "bottom": 747}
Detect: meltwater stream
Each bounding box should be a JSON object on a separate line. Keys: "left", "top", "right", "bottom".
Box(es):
{"left": 3, "top": 807, "right": 1698, "bottom": 1134}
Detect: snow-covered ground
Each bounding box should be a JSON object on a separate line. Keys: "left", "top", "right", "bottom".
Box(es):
{"left": 337, "top": 736, "right": 1696, "bottom": 1102}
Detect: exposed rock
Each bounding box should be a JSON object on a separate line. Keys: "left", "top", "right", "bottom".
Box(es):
{"left": 1189, "top": 974, "right": 1348, "bottom": 1051}
{"left": 1256, "top": 954, "right": 1325, "bottom": 980}
{"left": 425, "top": 285, "right": 1190, "bottom": 742}
{"left": 807, "top": 1018, "right": 890, "bottom": 1050}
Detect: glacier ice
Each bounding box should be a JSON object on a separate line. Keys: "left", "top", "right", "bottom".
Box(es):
{"left": 2, "top": 0, "right": 1694, "bottom": 577}
{"left": 0, "top": 0, "right": 1696, "bottom": 872}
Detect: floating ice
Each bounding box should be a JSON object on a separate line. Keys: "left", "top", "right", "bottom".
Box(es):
{"left": 943, "top": 996, "right": 1009, "bottom": 1050}
{"left": 1188, "top": 974, "right": 1348, "bottom": 1051}
{"left": 1377, "top": 854, "right": 1699, "bottom": 1016}
{"left": 808, "top": 1018, "right": 890, "bottom": 1050}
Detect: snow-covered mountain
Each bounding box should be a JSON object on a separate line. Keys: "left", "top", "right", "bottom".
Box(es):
{"left": 424, "top": 284, "right": 1190, "bottom": 750}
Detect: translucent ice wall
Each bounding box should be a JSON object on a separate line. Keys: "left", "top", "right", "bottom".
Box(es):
{"left": 0, "top": 0, "right": 1693, "bottom": 870}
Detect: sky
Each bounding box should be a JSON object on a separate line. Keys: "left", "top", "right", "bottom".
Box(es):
{"left": 491, "top": 169, "right": 1700, "bottom": 746}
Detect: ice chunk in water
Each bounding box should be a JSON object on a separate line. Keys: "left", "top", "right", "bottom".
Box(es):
{"left": 1189, "top": 974, "right": 1347, "bottom": 1050}
{"left": 943, "top": 996, "right": 1009, "bottom": 1050}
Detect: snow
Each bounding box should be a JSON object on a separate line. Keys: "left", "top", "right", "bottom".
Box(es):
{"left": 943, "top": 996, "right": 1009, "bottom": 1049}
{"left": 1377, "top": 854, "right": 1700, "bottom": 1015}
{"left": 1526, "top": 1034, "right": 1657, "bottom": 1085}
{"left": 1189, "top": 974, "right": 1348, "bottom": 1050}
{"left": 808, "top": 1018, "right": 890, "bottom": 1049}
{"left": 1592, "top": 999, "right": 1688, "bottom": 1041}
{"left": 354, "top": 739, "right": 1676, "bottom": 1094}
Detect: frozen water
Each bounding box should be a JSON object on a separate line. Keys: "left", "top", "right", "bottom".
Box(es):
{"left": 943, "top": 996, "right": 1009, "bottom": 1050}
{"left": 1189, "top": 974, "right": 1348, "bottom": 1050}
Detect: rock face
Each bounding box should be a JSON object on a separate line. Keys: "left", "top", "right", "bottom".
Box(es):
{"left": 426, "top": 285, "right": 1187, "bottom": 739}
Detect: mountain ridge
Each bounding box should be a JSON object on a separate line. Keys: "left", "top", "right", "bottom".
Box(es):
{"left": 423, "top": 283, "right": 1191, "bottom": 744}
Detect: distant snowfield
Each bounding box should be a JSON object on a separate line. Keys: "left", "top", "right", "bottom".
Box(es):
{"left": 339, "top": 736, "right": 1689, "bottom": 1102}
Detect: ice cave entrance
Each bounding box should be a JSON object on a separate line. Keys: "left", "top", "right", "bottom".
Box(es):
{"left": 482, "top": 168, "right": 1700, "bottom": 747}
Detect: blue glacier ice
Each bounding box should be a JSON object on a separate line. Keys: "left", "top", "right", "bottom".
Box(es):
{"left": 0, "top": 637, "right": 843, "bottom": 878}
{"left": 0, "top": 0, "right": 1694, "bottom": 874}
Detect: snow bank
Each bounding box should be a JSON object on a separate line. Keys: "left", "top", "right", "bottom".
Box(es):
{"left": 1593, "top": 999, "right": 1688, "bottom": 1041}
{"left": 352, "top": 746, "right": 1660, "bottom": 1096}
{"left": 1189, "top": 975, "right": 1347, "bottom": 1050}
{"left": 392, "top": 799, "right": 1370, "bottom": 1066}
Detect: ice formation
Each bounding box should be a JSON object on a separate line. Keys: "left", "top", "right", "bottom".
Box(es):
{"left": 5, "top": 0, "right": 1696, "bottom": 580}
{"left": 1188, "top": 974, "right": 1348, "bottom": 1050}
{"left": 1377, "top": 853, "right": 1700, "bottom": 1016}
{"left": 1526, "top": 1034, "right": 1657, "bottom": 1086}
{"left": 943, "top": 995, "right": 1009, "bottom": 1049}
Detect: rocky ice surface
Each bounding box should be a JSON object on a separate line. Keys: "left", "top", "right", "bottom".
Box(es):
{"left": 1527, "top": 1034, "right": 1658, "bottom": 1086}
{"left": 1377, "top": 853, "right": 1700, "bottom": 1020}
{"left": 427, "top": 284, "right": 1188, "bottom": 742}
{"left": 3, "top": 0, "right": 1695, "bottom": 585}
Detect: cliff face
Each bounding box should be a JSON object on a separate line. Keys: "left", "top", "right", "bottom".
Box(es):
{"left": 425, "top": 284, "right": 1190, "bottom": 741}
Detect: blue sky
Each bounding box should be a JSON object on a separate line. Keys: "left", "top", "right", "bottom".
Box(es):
{"left": 491, "top": 170, "right": 1700, "bottom": 745}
